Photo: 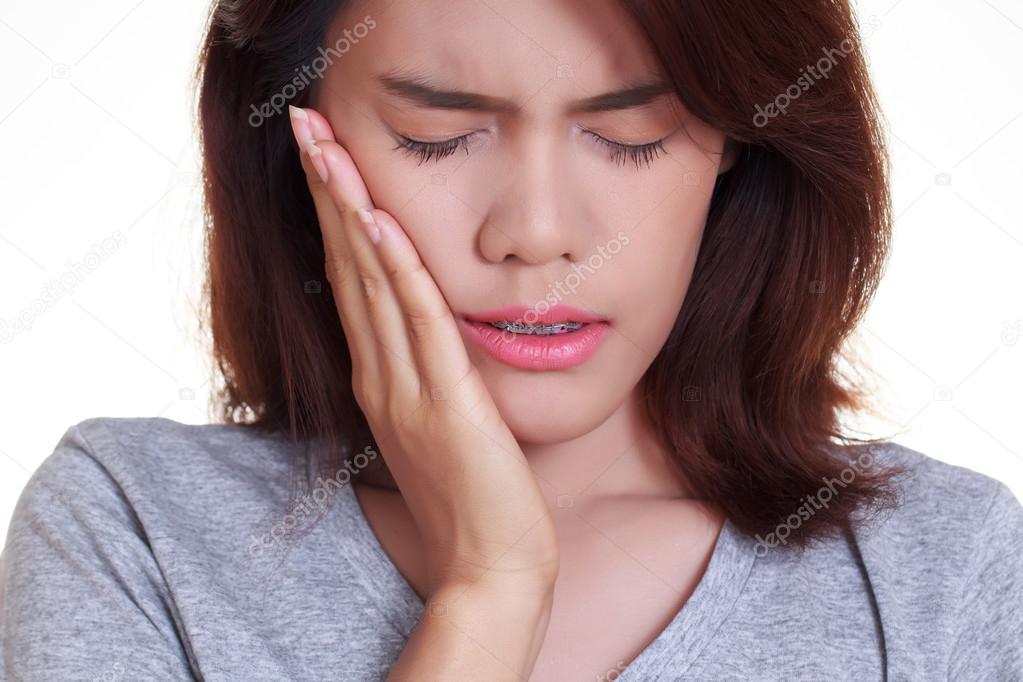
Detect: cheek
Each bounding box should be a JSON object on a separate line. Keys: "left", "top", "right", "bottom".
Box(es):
{"left": 325, "top": 100, "right": 436, "bottom": 227}
{"left": 356, "top": 160, "right": 484, "bottom": 306}
{"left": 607, "top": 187, "right": 711, "bottom": 357}
{"left": 345, "top": 150, "right": 421, "bottom": 221}
{"left": 335, "top": 122, "right": 466, "bottom": 279}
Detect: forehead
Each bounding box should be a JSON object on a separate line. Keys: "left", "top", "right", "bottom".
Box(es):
{"left": 326, "top": 0, "right": 665, "bottom": 104}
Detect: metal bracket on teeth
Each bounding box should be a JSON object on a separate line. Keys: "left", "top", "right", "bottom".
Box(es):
{"left": 493, "top": 321, "right": 584, "bottom": 334}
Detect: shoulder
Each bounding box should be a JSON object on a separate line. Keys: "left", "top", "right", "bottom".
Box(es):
{"left": 844, "top": 441, "right": 1023, "bottom": 673}
{"left": 849, "top": 440, "right": 1021, "bottom": 549}
{"left": 41, "top": 415, "right": 298, "bottom": 489}
{"left": 0, "top": 416, "right": 301, "bottom": 679}
{"left": 9, "top": 416, "right": 305, "bottom": 544}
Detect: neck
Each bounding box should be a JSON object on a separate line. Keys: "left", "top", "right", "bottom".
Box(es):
{"left": 520, "top": 386, "right": 692, "bottom": 504}
{"left": 354, "top": 385, "right": 693, "bottom": 503}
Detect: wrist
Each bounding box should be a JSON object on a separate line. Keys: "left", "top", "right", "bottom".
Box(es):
{"left": 393, "top": 573, "right": 555, "bottom": 681}
{"left": 427, "top": 547, "right": 560, "bottom": 599}
{"left": 430, "top": 572, "right": 557, "bottom": 619}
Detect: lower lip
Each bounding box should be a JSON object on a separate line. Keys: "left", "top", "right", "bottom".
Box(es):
{"left": 459, "top": 319, "right": 611, "bottom": 371}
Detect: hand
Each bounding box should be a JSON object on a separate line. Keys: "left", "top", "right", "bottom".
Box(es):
{"left": 287, "top": 105, "right": 559, "bottom": 594}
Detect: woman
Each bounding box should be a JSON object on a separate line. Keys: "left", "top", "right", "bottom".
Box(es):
{"left": 3, "top": 0, "right": 1021, "bottom": 679}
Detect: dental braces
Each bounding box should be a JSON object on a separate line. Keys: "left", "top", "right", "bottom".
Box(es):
{"left": 489, "top": 320, "right": 585, "bottom": 334}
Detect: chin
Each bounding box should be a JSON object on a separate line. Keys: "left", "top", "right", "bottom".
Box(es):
{"left": 483, "top": 371, "right": 625, "bottom": 446}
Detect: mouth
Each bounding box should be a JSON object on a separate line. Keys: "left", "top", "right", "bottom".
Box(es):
{"left": 458, "top": 305, "right": 611, "bottom": 371}
{"left": 461, "top": 304, "right": 609, "bottom": 335}
{"left": 469, "top": 319, "right": 587, "bottom": 336}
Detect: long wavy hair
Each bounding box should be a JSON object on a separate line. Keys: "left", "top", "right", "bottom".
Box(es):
{"left": 194, "top": 0, "right": 905, "bottom": 548}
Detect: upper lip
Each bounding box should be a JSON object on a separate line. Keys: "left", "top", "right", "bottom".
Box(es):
{"left": 462, "top": 304, "right": 607, "bottom": 325}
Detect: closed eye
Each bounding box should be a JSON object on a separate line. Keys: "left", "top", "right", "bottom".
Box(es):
{"left": 393, "top": 129, "right": 674, "bottom": 169}
{"left": 582, "top": 130, "right": 671, "bottom": 169}
{"left": 393, "top": 133, "right": 474, "bottom": 165}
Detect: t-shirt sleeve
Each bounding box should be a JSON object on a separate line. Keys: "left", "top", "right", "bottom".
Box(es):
{"left": 947, "top": 478, "right": 1023, "bottom": 678}
{"left": 0, "top": 423, "right": 197, "bottom": 681}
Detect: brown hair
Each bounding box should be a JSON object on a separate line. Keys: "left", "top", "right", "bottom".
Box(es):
{"left": 195, "top": 0, "right": 905, "bottom": 549}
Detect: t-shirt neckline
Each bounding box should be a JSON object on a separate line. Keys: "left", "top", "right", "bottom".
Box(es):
{"left": 333, "top": 481, "right": 757, "bottom": 678}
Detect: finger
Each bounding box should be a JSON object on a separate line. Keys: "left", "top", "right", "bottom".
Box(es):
{"left": 289, "top": 105, "right": 381, "bottom": 387}
{"left": 367, "top": 209, "right": 476, "bottom": 397}
{"left": 302, "top": 107, "right": 419, "bottom": 394}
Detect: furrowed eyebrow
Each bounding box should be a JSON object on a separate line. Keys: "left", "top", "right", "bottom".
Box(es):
{"left": 569, "top": 80, "right": 674, "bottom": 114}
{"left": 376, "top": 69, "right": 674, "bottom": 115}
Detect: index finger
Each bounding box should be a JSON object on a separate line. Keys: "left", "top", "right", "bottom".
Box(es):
{"left": 364, "top": 209, "right": 477, "bottom": 398}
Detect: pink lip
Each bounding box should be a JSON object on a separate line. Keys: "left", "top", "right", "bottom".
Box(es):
{"left": 458, "top": 305, "right": 611, "bottom": 371}
{"left": 463, "top": 304, "right": 606, "bottom": 325}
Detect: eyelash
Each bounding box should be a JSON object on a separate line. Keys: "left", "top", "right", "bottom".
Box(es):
{"left": 394, "top": 135, "right": 473, "bottom": 165}
{"left": 584, "top": 131, "right": 668, "bottom": 169}
{"left": 393, "top": 130, "right": 669, "bottom": 169}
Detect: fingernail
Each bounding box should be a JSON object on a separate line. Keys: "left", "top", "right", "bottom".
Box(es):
{"left": 289, "top": 105, "right": 313, "bottom": 143}
{"left": 305, "top": 141, "right": 329, "bottom": 183}
{"left": 357, "top": 209, "right": 381, "bottom": 245}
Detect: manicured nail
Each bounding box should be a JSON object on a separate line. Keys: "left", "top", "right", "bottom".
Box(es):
{"left": 288, "top": 105, "right": 313, "bottom": 144}
{"left": 357, "top": 209, "right": 381, "bottom": 245}
{"left": 305, "top": 141, "right": 329, "bottom": 183}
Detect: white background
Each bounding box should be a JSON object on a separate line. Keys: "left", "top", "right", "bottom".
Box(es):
{"left": 1, "top": 0, "right": 1021, "bottom": 547}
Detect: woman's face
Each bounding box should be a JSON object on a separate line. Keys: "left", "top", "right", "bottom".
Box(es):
{"left": 317, "top": 0, "right": 733, "bottom": 444}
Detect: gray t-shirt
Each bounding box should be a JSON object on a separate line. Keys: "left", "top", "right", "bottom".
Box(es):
{"left": 2, "top": 417, "right": 1021, "bottom": 681}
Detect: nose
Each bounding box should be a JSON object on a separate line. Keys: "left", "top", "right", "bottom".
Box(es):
{"left": 477, "top": 132, "right": 590, "bottom": 266}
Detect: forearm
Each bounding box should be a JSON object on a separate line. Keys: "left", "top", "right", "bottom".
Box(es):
{"left": 386, "top": 576, "right": 555, "bottom": 681}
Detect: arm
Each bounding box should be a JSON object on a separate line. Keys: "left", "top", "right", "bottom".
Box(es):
{"left": 388, "top": 576, "right": 555, "bottom": 681}
{"left": 288, "top": 106, "right": 562, "bottom": 680}
{"left": 0, "top": 425, "right": 197, "bottom": 681}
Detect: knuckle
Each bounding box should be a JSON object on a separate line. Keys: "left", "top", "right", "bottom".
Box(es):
{"left": 349, "top": 363, "right": 364, "bottom": 396}
{"left": 389, "top": 260, "right": 427, "bottom": 289}
{"left": 324, "top": 252, "right": 353, "bottom": 287}
{"left": 406, "top": 307, "right": 445, "bottom": 344}
{"left": 359, "top": 270, "right": 385, "bottom": 303}
{"left": 354, "top": 380, "right": 381, "bottom": 417}
{"left": 384, "top": 392, "right": 411, "bottom": 427}
{"left": 350, "top": 374, "right": 368, "bottom": 409}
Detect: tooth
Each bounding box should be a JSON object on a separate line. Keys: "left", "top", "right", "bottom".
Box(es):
{"left": 488, "top": 320, "right": 584, "bottom": 334}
